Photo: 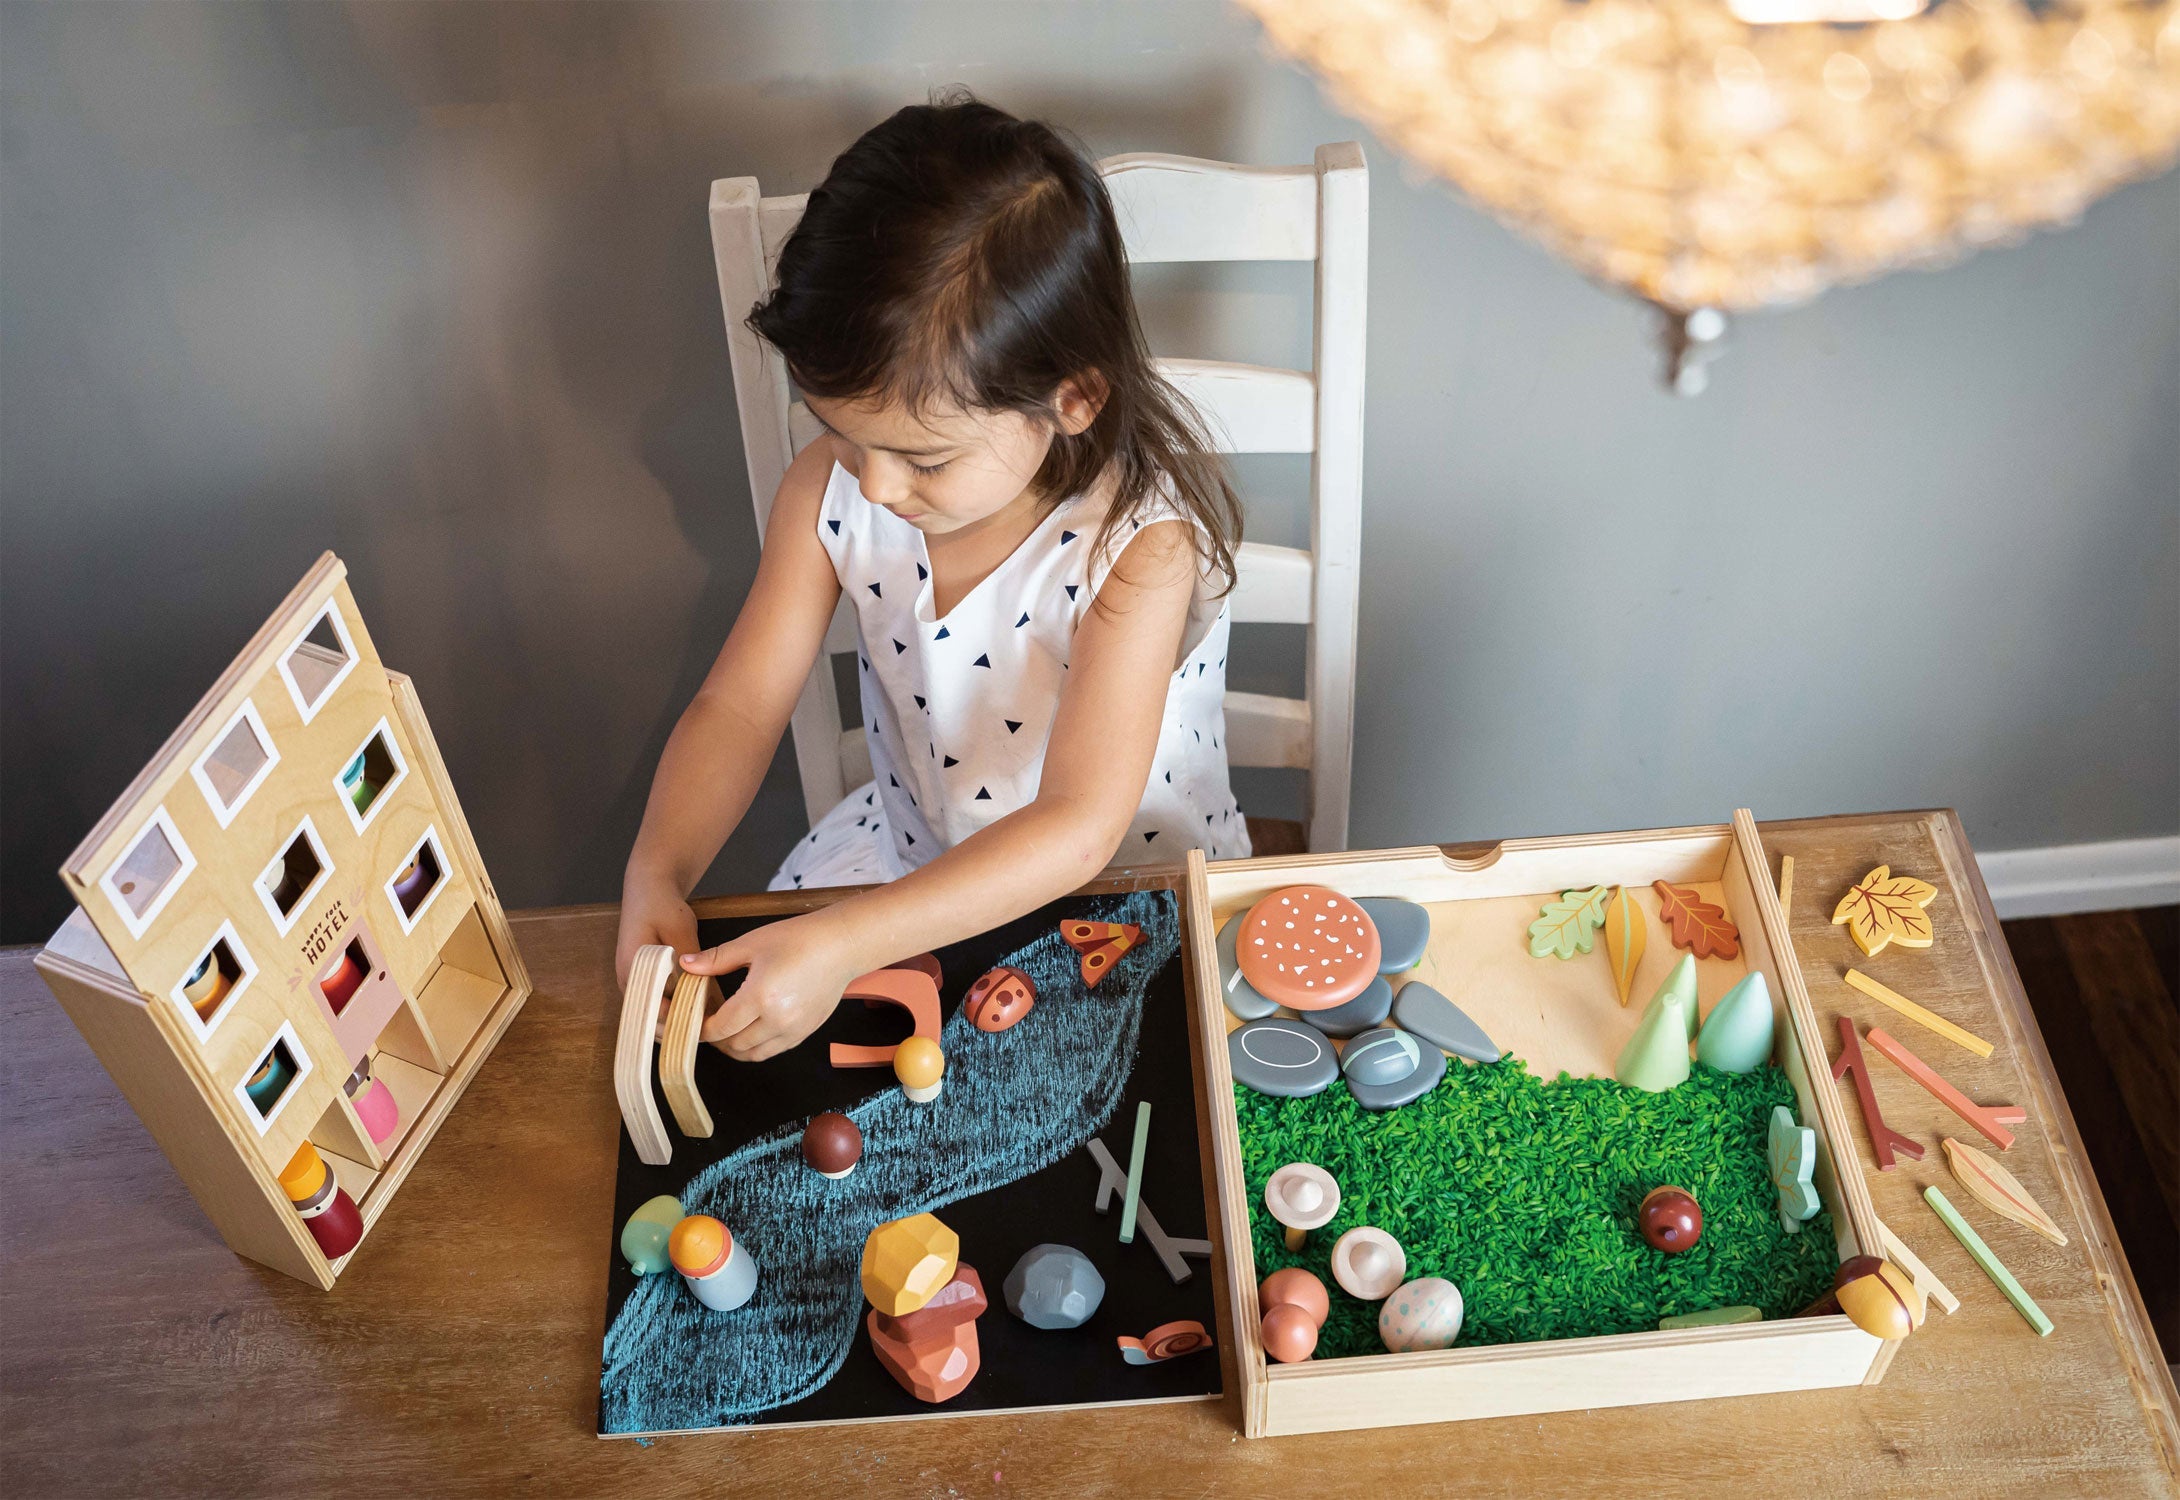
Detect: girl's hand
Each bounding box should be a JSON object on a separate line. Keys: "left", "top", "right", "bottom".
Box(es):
{"left": 615, "top": 868, "right": 699, "bottom": 993}
{"left": 680, "top": 912, "right": 865, "bottom": 1062}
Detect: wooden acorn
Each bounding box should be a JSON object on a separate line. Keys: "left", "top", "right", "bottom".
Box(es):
{"left": 1798, "top": 1253, "right": 1925, "bottom": 1339}
{"left": 1639, "top": 1186, "right": 1704, "bottom": 1254}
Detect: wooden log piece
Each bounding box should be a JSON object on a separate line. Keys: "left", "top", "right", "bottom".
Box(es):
{"left": 614, "top": 945, "right": 675, "bottom": 1167}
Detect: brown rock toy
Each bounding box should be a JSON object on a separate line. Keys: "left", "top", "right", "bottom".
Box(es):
{"left": 867, "top": 1264, "right": 987, "bottom": 1402}
{"left": 1236, "top": 886, "right": 1381, "bottom": 1011}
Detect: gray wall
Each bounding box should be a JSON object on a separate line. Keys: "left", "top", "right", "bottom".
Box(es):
{"left": 5, "top": 0, "right": 2175, "bottom": 944}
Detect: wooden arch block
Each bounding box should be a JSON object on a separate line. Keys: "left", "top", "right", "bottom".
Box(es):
{"left": 829, "top": 967, "right": 942, "bottom": 1069}
{"left": 660, "top": 969, "right": 717, "bottom": 1139}
{"left": 615, "top": 945, "right": 676, "bottom": 1166}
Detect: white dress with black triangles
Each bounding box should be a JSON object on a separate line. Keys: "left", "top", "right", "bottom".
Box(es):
{"left": 768, "top": 459, "right": 1250, "bottom": 889}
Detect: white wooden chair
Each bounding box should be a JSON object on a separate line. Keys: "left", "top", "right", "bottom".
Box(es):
{"left": 708, "top": 144, "right": 1367, "bottom": 854}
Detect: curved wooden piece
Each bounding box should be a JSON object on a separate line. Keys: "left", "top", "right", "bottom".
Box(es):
{"left": 828, "top": 967, "right": 941, "bottom": 1069}
{"left": 660, "top": 969, "right": 716, "bottom": 1139}
{"left": 615, "top": 945, "right": 675, "bottom": 1166}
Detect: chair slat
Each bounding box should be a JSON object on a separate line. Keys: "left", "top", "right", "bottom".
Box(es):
{"left": 1103, "top": 153, "right": 1319, "bottom": 264}
{"left": 1158, "top": 358, "right": 1314, "bottom": 453}
{"left": 838, "top": 727, "right": 873, "bottom": 789}
{"left": 1224, "top": 691, "right": 1312, "bottom": 769}
{"left": 1229, "top": 542, "right": 1313, "bottom": 625}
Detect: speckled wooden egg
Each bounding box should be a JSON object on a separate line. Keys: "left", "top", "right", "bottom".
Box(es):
{"left": 1378, "top": 1276, "right": 1464, "bottom": 1353}
{"left": 1639, "top": 1186, "right": 1704, "bottom": 1254}
{"left": 964, "top": 965, "right": 1035, "bottom": 1032}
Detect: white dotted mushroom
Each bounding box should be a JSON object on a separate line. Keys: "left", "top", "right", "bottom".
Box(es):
{"left": 1331, "top": 1226, "right": 1407, "bottom": 1300}
{"left": 1264, "top": 1162, "right": 1341, "bottom": 1252}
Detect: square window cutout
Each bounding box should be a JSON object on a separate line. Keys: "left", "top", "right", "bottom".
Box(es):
{"left": 235, "top": 1022, "right": 312, "bottom": 1134}
{"left": 192, "top": 700, "right": 278, "bottom": 826}
{"left": 172, "top": 923, "right": 255, "bottom": 1041}
{"left": 278, "top": 602, "right": 357, "bottom": 722}
{"left": 258, "top": 819, "right": 331, "bottom": 935}
{"left": 387, "top": 830, "right": 447, "bottom": 931}
{"left": 100, "top": 807, "right": 196, "bottom": 938}
{"left": 337, "top": 721, "right": 406, "bottom": 832}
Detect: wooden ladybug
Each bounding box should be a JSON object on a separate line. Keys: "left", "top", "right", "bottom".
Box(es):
{"left": 964, "top": 966, "right": 1036, "bottom": 1033}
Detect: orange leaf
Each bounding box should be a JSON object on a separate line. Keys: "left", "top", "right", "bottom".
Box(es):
{"left": 1652, "top": 880, "right": 1740, "bottom": 960}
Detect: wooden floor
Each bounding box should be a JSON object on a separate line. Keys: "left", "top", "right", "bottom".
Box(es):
{"left": 2003, "top": 905, "right": 2179, "bottom": 1367}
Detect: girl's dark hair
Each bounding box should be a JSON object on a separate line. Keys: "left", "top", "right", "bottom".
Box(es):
{"left": 746, "top": 90, "right": 1241, "bottom": 595}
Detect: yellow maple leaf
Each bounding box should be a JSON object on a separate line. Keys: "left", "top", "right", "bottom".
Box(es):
{"left": 1830, "top": 865, "right": 1938, "bottom": 956}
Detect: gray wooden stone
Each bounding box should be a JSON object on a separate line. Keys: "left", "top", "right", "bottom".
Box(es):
{"left": 1003, "top": 1243, "right": 1106, "bottom": 1329}
{"left": 1344, "top": 1027, "right": 1446, "bottom": 1110}
{"left": 1216, "top": 912, "right": 1279, "bottom": 1021}
{"left": 1391, "top": 981, "right": 1502, "bottom": 1063}
{"left": 1339, "top": 1025, "right": 1421, "bottom": 1086}
{"left": 1300, "top": 974, "right": 1392, "bottom": 1038}
{"left": 1358, "top": 897, "right": 1431, "bottom": 973}
{"left": 1227, "top": 1018, "right": 1338, "bottom": 1098}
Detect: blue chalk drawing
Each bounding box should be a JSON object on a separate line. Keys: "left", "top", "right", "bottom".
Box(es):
{"left": 599, "top": 891, "right": 1177, "bottom": 1433}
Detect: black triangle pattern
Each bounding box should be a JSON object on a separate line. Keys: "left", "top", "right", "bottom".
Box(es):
{"left": 893, "top": 639, "right": 907, "bottom": 654}
{"left": 827, "top": 519, "right": 841, "bottom": 534}
{"left": 1015, "top": 613, "right": 1029, "bottom": 627}
{"left": 935, "top": 626, "right": 950, "bottom": 640}
{"left": 868, "top": 582, "right": 882, "bottom": 597}
{"left": 943, "top": 755, "right": 959, "bottom": 768}
{"left": 1005, "top": 719, "right": 1021, "bottom": 734}
{"left": 975, "top": 787, "right": 991, "bottom": 800}
{"left": 973, "top": 654, "right": 990, "bottom": 668}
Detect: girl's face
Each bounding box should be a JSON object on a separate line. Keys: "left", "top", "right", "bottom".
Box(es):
{"left": 803, "top": 381, "right": 1099, "bottom": 536}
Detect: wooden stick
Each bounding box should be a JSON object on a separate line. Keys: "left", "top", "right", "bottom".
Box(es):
{"left": 1844, "top": 969, "right": 1994, "bottom": 1059}
{"left": 1876, "top": 1218, "right": 1959, "bottom": 1315}
{"left": 1924, "top": 1187, "right": 2053, "bottom": 1337}
{"left": 614, "top": 946, "right": 674, "bottom": 1166}
{"left": 659, "top": 970, "right": 716, "bottom": 1139}
{"left": 1086, "top": 1138, "right": 1190, "bottom": 1282}
{"left": 1119, "top": 1101, "right": 1152, "bottom": 1245}
{"left": 1866, "top": 1026, "right": 2019, "bottom": 1151}
{"left": 1776, "top": 855, "right": 1795, "bottom": 924}
{"left": 1830, "top": 1016, "right": 1924, "bottom": 1169}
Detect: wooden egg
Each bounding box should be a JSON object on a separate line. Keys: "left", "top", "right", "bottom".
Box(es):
{"left": 1835, "top": 1255, "right": 1926, "bottom": 1340}
{"left": 1378, "top": 1276, "right": 1463, "bottom": 1353}
{"left": 1258, "top": 1266, "right": 1329, "bottom": 1326}
{"left": 1260, "top": 1301, "right": 1319, "bottom": 1363}
{"left": 1639, "top": 1186, "right": 1704, "bottom": 1255}
{"left": 964, "top": 966, "right": 1036, "bottom": 1033}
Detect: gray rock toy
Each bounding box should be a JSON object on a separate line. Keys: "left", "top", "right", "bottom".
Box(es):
{"left": 1004, "top": 1243, "right": 1106, "bottom": 1330}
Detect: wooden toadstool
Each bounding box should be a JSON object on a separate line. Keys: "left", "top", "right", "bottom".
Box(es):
{"left": 801, "top": 1111, "right": 863, "bottom": 1179}
{"left": 893, "top": 1036, "right": 945, "bottom": 1102}
{"left": 1331, "top": 1226, "right": 1408, "bottom": 1300}
{"left": 1264, "top": 1163, "right": 1340, "bottom": 1252}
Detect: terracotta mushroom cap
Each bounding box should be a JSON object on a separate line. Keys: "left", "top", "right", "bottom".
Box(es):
{"left": 1264, "top": 1163, "right": 1341, "bottom": 1232}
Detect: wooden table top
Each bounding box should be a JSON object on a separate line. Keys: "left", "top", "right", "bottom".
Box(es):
{"left": 3, "top": 811, "right": 2174, "bottom": 1497}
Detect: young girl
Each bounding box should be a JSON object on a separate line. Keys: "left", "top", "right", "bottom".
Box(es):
{"left": 616, "top": 93, "right": 1249, "bottom": 1059}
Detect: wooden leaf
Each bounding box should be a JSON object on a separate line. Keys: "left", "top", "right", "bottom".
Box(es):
{"left": 1528, "top": 885, "right": 1608, "bottom": 960}
{"left": 1943, "top": 1138, "right": 2067, "bottom": 1246}
{"left": 1831, "top": 866, "right": 1938, "bottom": 956}
{"left": 1652, "top": 880, "right": 1740, "bottom": 960}
{"left": 1603, "top": 885, "right": 1647, "bottom": 1005}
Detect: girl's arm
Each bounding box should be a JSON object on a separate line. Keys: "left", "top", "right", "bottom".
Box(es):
{"left": 615, "top": 440, "right": 844, "bottom": 985}
{"left": 685, "top": 519, "right": 1201, "bottom": 1059}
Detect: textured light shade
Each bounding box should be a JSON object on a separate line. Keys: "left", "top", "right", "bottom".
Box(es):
{"left": 1236, "top": 0, "right": 2180, "bottom": 313}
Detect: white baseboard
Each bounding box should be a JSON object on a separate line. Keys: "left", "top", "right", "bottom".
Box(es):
{"left": 1976, "top": 836, "right": 2180, "bottom": 920}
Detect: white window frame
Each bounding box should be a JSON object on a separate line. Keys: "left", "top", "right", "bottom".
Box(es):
{"left": 168, "top": 920, "right": 256, "bottom": 1044}
{"left": 234, "top": 1020, "right": 312, "bottom": 1135}
{"left": 276, "top": 598, "right": 358, "bottom": 724}
{"left": 334, "top": 717, "right": 408, "bottom": 835}
{"left": 98, "top": 804, "right": 196, "bottom": 940}
{"left": 256, "top": 815, "right": 333, "bottom": 937}
{"left": 189, "top": 698, "right": 280, "bottom": 829}
{"left": 385, "top": 825, "right": 450, "bottom": 935}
